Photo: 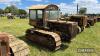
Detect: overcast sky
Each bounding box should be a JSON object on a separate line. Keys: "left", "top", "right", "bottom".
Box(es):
{"left": 0, "top": 0, "right": 100, "bottom": 14}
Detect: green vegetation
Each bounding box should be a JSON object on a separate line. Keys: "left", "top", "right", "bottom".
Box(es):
{"left": 0, "top": 17, "right": 100, "bottom": 56}
{"left": 0, "top": 5, "right": 27, "bottom": 16}
{"left": 4, "top": 5, "right": 19, "bottom": 14}
{"left": 18, "top": 9, "right": 27, "bottom": 15}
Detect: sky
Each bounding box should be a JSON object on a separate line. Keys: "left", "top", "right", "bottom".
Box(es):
{"left": 0, "top": 0, "right": 100, "bottom": 14}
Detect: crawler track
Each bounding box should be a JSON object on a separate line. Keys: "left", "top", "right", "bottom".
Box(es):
{"left": 0, "top": 32, "right": 30, "bottom": 56}
{"left": 26, "top": 28, "right": 61, "bottom": 50}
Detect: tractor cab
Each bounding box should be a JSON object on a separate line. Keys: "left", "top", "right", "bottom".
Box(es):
{"left": 29, "top": 4, "right": 59, "bottom": 28}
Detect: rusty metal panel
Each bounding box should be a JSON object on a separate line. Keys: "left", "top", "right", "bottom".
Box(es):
{"left": 47, "top": 20, "right": 78, "bottom": 41}
{"left": 0, "top": 33, "right": 10, "bottom": 56}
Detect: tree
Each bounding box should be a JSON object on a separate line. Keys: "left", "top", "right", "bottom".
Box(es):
{"left": 18, "top": 9, "right": 27, "bottom": 15}
{"left": 4, "top": 5, "right": 18, "bottom": 15}
{"left": 79, "top": 8, "right": 87, "bottom": 14}
{"left": 0, "top": 8, "right": 4, "bottom": 14}
{"left": 10, "top": 5, "right": 19, "bottom": 15}
{"left": 5, "top": 7, "right": 11, "bottom": 13}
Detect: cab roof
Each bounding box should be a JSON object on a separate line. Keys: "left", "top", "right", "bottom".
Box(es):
{"left": 29, "top": 4, "right": 58, "bottom": 10}
{"left": 29, "top": 5, "right": 48, "bottom": 9}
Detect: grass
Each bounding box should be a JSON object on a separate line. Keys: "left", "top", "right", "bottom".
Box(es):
{"left": 0, "top": 17, "right": 100, "bottom": 56}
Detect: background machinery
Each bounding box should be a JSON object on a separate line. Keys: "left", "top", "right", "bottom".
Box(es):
{"left": 86, "top": 14, "right": 97, "bottom": 26}
{"left": 69, "top": 15, "right": 88, "bottom": 32}
{"left": 60, "top": 15, "right": 88, "bottom": 32}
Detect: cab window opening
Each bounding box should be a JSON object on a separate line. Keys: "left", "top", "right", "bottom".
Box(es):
{"left": 37, "top": 10, "right": 43, "bottom": 19}
{"left": 30, "top": 10, "right": 36, "bottom": 19}
{"left": 30, "top": 10, "right": 43, "bottom": 20}
{"left": 46, "top": 10, "right": 59, "bottom": 20}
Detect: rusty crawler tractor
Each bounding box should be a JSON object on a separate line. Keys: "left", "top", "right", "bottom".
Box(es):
{"left": 0, "top": 32, "right": 30, "bottom": 56}
{"left": 87, "top": 15, "right": 97, "bottom": 27}
{"left": 26, "top": 4, "right": 79, "bottom": 50}
{"left": 87, "top": 18, "right": 94, "bottom": 26}
{"left": 69, "top": 15, "right": 88, "bottom": 32}
{"left": 96, "top": 16, "right": 100, "bottom": 22}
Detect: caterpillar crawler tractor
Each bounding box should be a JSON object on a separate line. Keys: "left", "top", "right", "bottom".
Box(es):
{"left": 26, "top": 4, "right": 79, "bottom": 50}
{"left": 69, "top": 15, "right": 88, "bottom": 32}
{"left": 61, "top": 15, "right": 96, "bottom": 28}
{"left": 0, "top": 32, "right": 30, "bottom": 56}
{"left": 60, "top": 15, "right": 88, "bottom": 32}
{"left": 87, "top": 15, "right": 97, "bottom": 26}
{"left": 97, "top": 16, "right": 100, "bottom": 22}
